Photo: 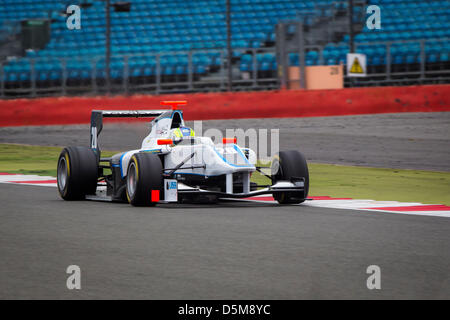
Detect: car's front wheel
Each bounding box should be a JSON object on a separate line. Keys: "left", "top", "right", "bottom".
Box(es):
{"left": 126, "top": 153, "right": 163, "bottom": 206}
{"left": 271, "top": 150, "right": 309, "bottom": 204}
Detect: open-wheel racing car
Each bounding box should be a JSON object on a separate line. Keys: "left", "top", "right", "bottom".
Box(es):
{"left": 57, "top": 101, "right": 309, "bottom": 206}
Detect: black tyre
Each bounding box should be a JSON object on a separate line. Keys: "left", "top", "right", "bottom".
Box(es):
{"left": 271, "top": 150, "right": 309, "bottom": 204}
{"left": 57, "top": 146, "right": 98, "bottom": 200}
{"left": 126, "top": 153, "right": 163, "bottom": 206}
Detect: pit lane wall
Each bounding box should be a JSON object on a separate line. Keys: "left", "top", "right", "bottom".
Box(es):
{"left": 1, "top": 84, "right": 449, "bottom": 126}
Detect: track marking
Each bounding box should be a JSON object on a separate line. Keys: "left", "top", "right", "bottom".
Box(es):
{"left": 0, "top": 173, "right": 57, "bottom": 187}
{"left": 1, "top": 173, "right": 449, "bottom": 218}
{"left": 230, "top": 195, "right": 450, "bottom": 218}
{"left": 363, "top": 204, "right": 450, "bottom": 211}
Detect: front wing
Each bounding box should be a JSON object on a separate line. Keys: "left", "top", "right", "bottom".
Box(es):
{"left": 177, "top": 180, "right": 306, "bottom": 200}
{"left": 85, "top": 180, "right": 306, "bottom": 203}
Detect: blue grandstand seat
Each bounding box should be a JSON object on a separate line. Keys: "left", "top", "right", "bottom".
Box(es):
{"left": 1, "top": 0, "right": 449, "bottom": 84}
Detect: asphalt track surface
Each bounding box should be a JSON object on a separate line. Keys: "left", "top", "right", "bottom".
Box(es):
{"left": 0, "top": 183, "right": 449, "bottom": 299}
{"left": 1, "top": 112, "right": 449, "bottom": 299}
{"left": 1, "top": 112, "right": 449, "bottom": 171}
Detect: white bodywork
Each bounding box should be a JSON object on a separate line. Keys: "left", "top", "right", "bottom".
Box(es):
{"left": 117, "top": 111, "right": 257, "bottom": 187}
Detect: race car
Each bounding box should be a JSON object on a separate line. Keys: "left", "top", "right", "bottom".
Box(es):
{"left": 56, "top": 101, "right": 309, "bottom": 206}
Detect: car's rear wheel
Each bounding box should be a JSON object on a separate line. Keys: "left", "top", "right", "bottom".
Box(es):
{"left": 271, "top": 150, "right": 309, "bottom": 204}
{"left": 126, "top": 153, "right": 163, "bottom": 206}
{"left": 57, "top": 147, "right": 98, "bottom": 200}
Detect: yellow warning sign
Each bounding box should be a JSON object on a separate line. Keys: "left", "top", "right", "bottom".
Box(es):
{"left": 350, "top": 57, "right": 364, "bottom": 74}
{"left": 347, "top": 53, "right": 367, "bottom": 77}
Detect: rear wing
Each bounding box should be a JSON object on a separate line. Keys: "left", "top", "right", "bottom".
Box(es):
{"left": 90, "top": 101, "right": 187, "bottom": 156}
{"left": 90, "top": 109, "right": 168, "bottom": 154}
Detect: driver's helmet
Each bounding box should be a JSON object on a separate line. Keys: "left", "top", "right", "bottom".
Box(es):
{"left": 169, "top": 126, "right": 195, "bottom": 141}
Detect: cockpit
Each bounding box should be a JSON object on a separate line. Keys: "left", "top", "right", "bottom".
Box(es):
{"left": 171, "top": 111, "right": 183, "bottom": 129}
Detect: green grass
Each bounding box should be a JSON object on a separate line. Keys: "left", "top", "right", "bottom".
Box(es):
{"left": 1, "top": 143, "right": 449, "bottom": 205}
{"left": 0, "top": 144, "right": 117, "bottom": 177}
{"left": 253, "top": 163, "right": 450, "bottom": 205}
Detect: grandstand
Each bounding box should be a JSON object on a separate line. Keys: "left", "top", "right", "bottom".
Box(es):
{"left": 0, "top": 0, "right": 449, "bottom": 97}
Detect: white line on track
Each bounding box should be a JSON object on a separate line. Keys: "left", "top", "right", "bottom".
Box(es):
{"left": 1, "top": 173, "right": 449, "bottom": 218}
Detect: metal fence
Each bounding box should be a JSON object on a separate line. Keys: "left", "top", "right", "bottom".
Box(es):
{"left": 1, "top": 38, "right": 449, "bottom": 98}
{"left": 348, "top": 38, "right": 450, "bottom": 86}
{"left": 283, "top": 38, "right": 450, "bottom": 89}
{"left": 0, "top": 47, "right": 279, "bottom": 98}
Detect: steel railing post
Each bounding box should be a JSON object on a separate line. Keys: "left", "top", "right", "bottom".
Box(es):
{"left": 386, "top": 42, "right": 391, "bottom": 80}
{"left": 226, "top": 0, "right": 232, "bottom": 91}
{"left": 0, "top": 64, "right": 4, "bottom": 98}
{"left": 318, "top": 45, "right": 324, "bottom": 65}
{"left": 298, "top": 22, "right": 306, "bottom": 89}
{"left": 188, "top": 51, "right": 193, "bottom": 91}
{"left": 123, "top": 56, "right": 129, "bottom": 94}
{"left": 156, "top": 54, "right": 161, "bottom": 94}
{"left": 276, "top": 22, "right": 287, "bottom": 89}
{"left": 105, "top": 0, "right": 111, "bottom": 95}
{"left": 31, "top": 59, "right": 36, "bottom": 97}
{"left": 92, "top": 58, "right": 98, "bottom": 95}
{"left": 220, "top": 50, "right": 225, "bottom": 90}
{"left": 420, "top": 40, "right": 425, "bottom": 81}
{"left": 252, "top": 48, "right": 257, "bottom": 88}
{"left": 61, "top": 58, "right": 67, "bottom": 96}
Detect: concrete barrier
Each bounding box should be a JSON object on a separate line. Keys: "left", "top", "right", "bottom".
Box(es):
{"left": 0, "top": 84, "right": 449, "bottom": 126}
